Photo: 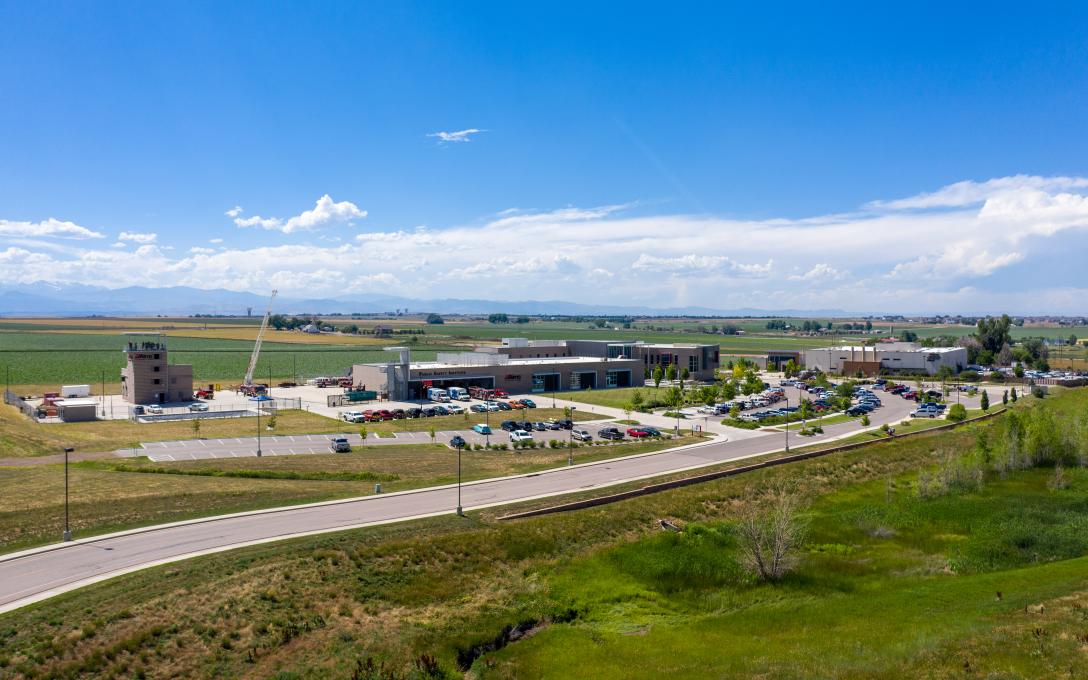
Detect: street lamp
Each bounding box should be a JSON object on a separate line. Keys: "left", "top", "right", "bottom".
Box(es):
{"left": 455, "top": 441, "right": 464, "bottom": 516}
{"left": 249, "top": 396, "right": 267, "bottom": 457}
{"left": 63, "top": 447, "right": 74, "bottom": 541}
{"left": 485, "top": 400, "right": 491, "bottom": 448}
{"left": 568, "top": 406, "right": 577, "bottom": 466}
{"left": 784, "top": 392, "right": 790, "bottom": 453}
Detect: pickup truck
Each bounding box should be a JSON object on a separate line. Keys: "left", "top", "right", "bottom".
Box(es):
{"left": 329, "top": 436, "right": 351, "bottom": 453}
{"left": 597, "top": 427, "right": 624, "bottom": 441}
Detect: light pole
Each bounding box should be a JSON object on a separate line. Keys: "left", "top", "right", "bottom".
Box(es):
{"left": 485, "top": 401, "right": 491, "bottom": 447}
{"left": 569, "top": 406, "right": 576, "bottom": 466}
{"left": 455, "top": 441, "right": 464, "bottom": 516}
{"left": 63, "top": 447, "right": 74, "bottom": 541}
{"left": 784, "top": 392, "right": 790, "bottom": 453}
{"left": 250, "top": 396, "right": 264, "bottom": 457}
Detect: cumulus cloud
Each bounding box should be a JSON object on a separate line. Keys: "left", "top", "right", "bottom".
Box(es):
{"left": 209, "top": 238, "right": 224, "bottom": 244}
{"left": 225, "top": 206, "right": 243, "bottom": 218}
{"left": 0, "top": 218, "right": 104, "bottom": 239}
{"left": 427, "top": 128, "right": 486, "bottom": 143}
{"left": 8, "top": 174, "right": 1088, "bottom": 313}
{"left": 232, "top": 195, "right": 366, "bottom": 233}
{"left": 118, "top": 231, "right": 157, "bottom": 244}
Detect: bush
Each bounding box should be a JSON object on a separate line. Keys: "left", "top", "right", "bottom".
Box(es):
{"left": 860, "top": 414, "right": 870, "bottom": 426}
{"left": 947, "top": 403, "right": 967, "bottom": 422}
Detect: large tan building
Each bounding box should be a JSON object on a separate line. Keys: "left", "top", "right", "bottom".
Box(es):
{"left": 120, "top": 336, "right": 194, "bottom": 404}
{"left": 351, "top": 338, "right": 720, "bottom": 401}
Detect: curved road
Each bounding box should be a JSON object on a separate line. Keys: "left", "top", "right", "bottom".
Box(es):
{"left": 0, "top": 393, "right": 919, "bottom": 614}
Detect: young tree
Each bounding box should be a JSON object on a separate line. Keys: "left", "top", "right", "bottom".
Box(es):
{"left": 1010, "top": 387, "right": 1018, "bottom": 402}
{"left": 428, "top": 426, "right": 436, "bottom": 444}
{"left": 622, "top": 401, "right": 634, "bottom": 421}
{"left": 721, "top": 380, "right": 737, "bottom": 401}
{"left": 798, "top": 399, "right": 814, "bottom": 421}
{"left": 980, "top": 390, "right": 990, "bottom": 411}
{"left": 947, "top": 403, "right": 967, "bottom": 422}
{"left": 665, "top": 363, "right": 678, "bottom": 382}
{"left": 359, "top": 426, "right": 367, "bottom": 446}
{"left": 729, "top": 403, "right": 741, "bottom": 419}
{"left": 191, "top": 418, "right": 201, "bottom": 438}
{"left": 735, "top": 486, "right": 808, "bottom": 582}
{"left": 860, "top": 414, "right": 870, "bottom": 426}
{"left": 631, "top": 389, "right": 644, "bottom": 412}
{"left": 652, "top": 365, "right": 663, "bottom": 389}
{"left": 266, "top": 414, "right": 277, "bottom": 431}
{"left": 1002, "top": 389, "right": 1009, "bottom": 405}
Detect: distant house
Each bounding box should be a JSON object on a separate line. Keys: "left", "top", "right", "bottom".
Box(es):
{"left": 301, "top": 324, "right": 321, "bottom": 334}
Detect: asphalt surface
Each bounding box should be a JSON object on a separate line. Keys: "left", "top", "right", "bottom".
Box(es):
{"left": 0, "top": 392, "right": 919, "bottom": 613}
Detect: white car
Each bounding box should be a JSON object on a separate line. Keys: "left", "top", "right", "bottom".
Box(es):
{"left": 188, "top": 403, "right": 209, "bottom": 412}
{"left": 341, "top": 411, "right": 365, "bottom": 423}
{"left": 572, "top": 429, "right": 593, "bottom": 441}
{"left": 485, "top": 402, "right": 501, "bottom": 412}
{"left": 509, "top": 429, "right": 534, "bottom": 442}
{"left": 446, "top": 404, "right": 465, "bottom": 414}
{"left": 146, "top": 404, "right": 163, "bottom": 414}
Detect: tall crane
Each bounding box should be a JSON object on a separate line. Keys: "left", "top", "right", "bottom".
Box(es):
{"left": 243, "top": 289, "right": 278, "bottom": 393}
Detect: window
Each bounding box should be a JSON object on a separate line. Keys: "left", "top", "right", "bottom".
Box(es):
{"left": 152, "top": 378, "right": 161, "bottom": 385}
{"left": 689, "top": 355, "right": 698, "bottom": 373}
{"left": 153, "top": 365, "right": 160, "bottom": 372}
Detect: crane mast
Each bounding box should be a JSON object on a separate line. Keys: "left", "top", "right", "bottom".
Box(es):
{"left": 244, "top": 289, "right": 278, "bottom": 390}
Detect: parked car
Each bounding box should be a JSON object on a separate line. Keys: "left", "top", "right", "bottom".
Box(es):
{"left": 509, "top": 429, "right": 534, "bottom": 442}
{"left": 189, "top": 403, "right": 209, "bottom": 412}
{"left": 544, "top": 419, "right": 563, "bottom": 430}
{"left": 449, "top": 435, "right": 467, "bottom": 448}
{"left": 572, "top": 429, "right": 593, "bottom": 441}
{"left": 598, "top": 427, "right": 624, "bottom": 441}
{"left": 508, "top": 401, "right": 526, "bottom": 410}
{"left": 446, "top": 404, "right": 465, "bottom": 414}
{"left": 407, "top": 408, "right": 422, "bottom": 418}
{"left": 500, "top": 420, "right": 518, "bottom": 431}
{"left": 496, "top": 402, "right": 512, "bottom": 411}
{"left": 556, "top": 419, "right": 573, "bottom": 429}
{"left": 421, "top": 407, "right": 437, "bottom": 417}
{"left": 520, "top": 398, "right": 537, "bottom": 408}
{"left": 146, "top": 404, "right": 163, "bottom": 414}
{"left": 341, "top": 410, "right": 365, "bottom": 423}
{"left": 516, "top": 421, "right": 534, "bottom": 431}
{"left": 532, "top": 422, "right": 549, "bottom": 431}
{"left": 640, "top": 426, "right": 662, "bottom": 437}
{"left": 485, "top": 402, "right": 502, "bottom": 412}
{"left": 472, "top": 424, "right": 492, "bottom": 435}
{"left": 911, "top": 408, "right": 940, "bottom": 418}
{"left": 433, "top": 406, "right": 450, "bottom": 416}
{"left": 329, "top": 436, "right": 351, "bottom": 453}
{"left": 470, "top": 404, "right": 487, "bottom": 413}
{"left": 626, "top": 427, "right": 651, "bottom": 438}
{"left": 391, "top": 409, "right": 407, "bottom": 419}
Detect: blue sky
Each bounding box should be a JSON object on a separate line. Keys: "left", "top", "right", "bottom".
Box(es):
{"left": 3, "top": 2, "right": 1088, "bottom": 313}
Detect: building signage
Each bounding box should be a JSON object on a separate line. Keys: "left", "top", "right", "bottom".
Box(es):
{"left": 130, "top": 353, "right": 158, "bottom": 360}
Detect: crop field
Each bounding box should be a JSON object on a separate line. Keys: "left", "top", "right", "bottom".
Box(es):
{"left": 0, "top": 332, "right": 436, "bottom": 390}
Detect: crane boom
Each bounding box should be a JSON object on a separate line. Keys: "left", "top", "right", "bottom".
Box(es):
{"left": 244, "top": 289, "right": 278, "bottom": 388}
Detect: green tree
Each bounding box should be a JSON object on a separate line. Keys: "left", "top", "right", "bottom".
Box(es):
{"left": 798, "top": 399, "right": 814, "bottom": 421}
{"left": 666, "top": 386, "right": 683, "bottom": 411}
{"left": 1010, "top": 387, "right": 1018, "bottom": 402}
{"left": 721, "top": 380, "right": 737, "bottom": 401}
{"left": 191, "top": 418, "right": 201, "bottom": 438}
{"left": 631, "top": 389, "right": 644, "bottom": 412}
{"left": 428, "top": 426, "right": 436, "bottom": 444}
{"left": 652, "top": 365, "right": 663, "bottom": 389}
{"left": 860, "top": 413, "right": 870, "bottom": 426}
{"left": 729, "top": 403, "right": 741, "bottom": 419}
{"left": 266, "top": 414, "right": 276, "bottom": 430}
{"left": 622, "top": 401, "right": 634, "bottom": 421}
{"left": 425, "top": 313, "right": 445, "bottom": 325}
{"left": 947, "top": 403, "right": 967, "bottom": 422}
{"left": 359, "top": 426, "right": 367, "bottom": 446}
{"left": 1002, "top": 389, "right": 1009, "bottom": 405}
{"left": 665, "top": 363, "right": 678, "bottom": 382}
{"left": 975, "top": 314, "right": 1012, "bottom": 354}
{"left": 782, "top": 359, "right": 799, "bottom": 378}
{"left": 980, "top": 390, "right": 990, "bottom": 411}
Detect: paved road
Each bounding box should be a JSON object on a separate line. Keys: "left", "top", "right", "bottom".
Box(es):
{"left": 0, "top": 394, "right": 918, "bottom": 613}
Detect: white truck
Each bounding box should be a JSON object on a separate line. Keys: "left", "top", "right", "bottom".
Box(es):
{"left": 61, "top": 384, "right": 91, "bottom": 398}
{"left": 426, "top": 387, "right": 450, "bottom": 402}
{"left": 447, "top": 387, "right": 470, "bottom": 401}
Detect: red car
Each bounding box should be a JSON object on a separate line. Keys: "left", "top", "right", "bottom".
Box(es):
{"left": 626, "top": 427, "right": 652, "bottom": 439}
{"left": 492, "top": 388, "right": 509, "bottom": 398}
{"left": 363, "top": 410, "right": 383, "bottom": 422}
{"left": 508, "top": 401, "right": 526, "bottom": 409}
{"left": 901, "top": 391, "right": 918, "bottom": 400}
{"left": 376, "top": 409, "right": 395, "bottom": 421}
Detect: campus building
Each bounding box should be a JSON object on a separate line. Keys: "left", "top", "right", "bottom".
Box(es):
{"left": 802, "top": 342, "right": 967, "bottom": 376}
{"left": 119, "top": 335, "right": 194, "bottom": 404}
{"left": 351, "top": 338, "right": 720, "bottom": 401}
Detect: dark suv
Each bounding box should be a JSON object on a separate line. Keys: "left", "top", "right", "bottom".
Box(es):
{"left": 598, "top": 427, "right": 624, "bottom": 441}
{"left": 500, "top": 420, "right": 517, "bottom": 431}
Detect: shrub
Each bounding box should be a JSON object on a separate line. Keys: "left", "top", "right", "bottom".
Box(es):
{"left": 947, "top": 403, "right": 967, "bottom": 422}
{"left": 860, "top": 414, "right": 870, "bottom": 426}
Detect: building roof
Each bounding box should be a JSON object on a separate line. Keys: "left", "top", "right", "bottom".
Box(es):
{"left": 54, "top": 398, "right": 98, "bottom": 407}
{"left": 408, "top": 355, "right": 637, "bottom": 370}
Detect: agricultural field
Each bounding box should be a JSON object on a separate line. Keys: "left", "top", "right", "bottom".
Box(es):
{"left": 1, "top": 390, "right": 1086, "bottom": 678}
{"left": 0, "top": 434, "right": 695, "bottom": 552}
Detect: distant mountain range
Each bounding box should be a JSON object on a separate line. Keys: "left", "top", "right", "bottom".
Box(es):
{"left": 0, "top": 282, "right": 848, "bottom": 318}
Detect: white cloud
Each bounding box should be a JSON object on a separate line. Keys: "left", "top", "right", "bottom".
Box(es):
{"left": 232, "top": 195, "right": 366, "bottom": 234}
{"left": 209, "top": 238, "right": 223, "bottom": 244}
{"left": 110, "top": 242, "right": 126, "bottom": 249}
{"left": 118, "top": 231, "right": 157, "bottom": 244}
{"left": 427, "top": 128, "right": 486, "bottom": 143}
{"left": 0, "top": 218, "right": 104, "bottom": 240}
{"left": 9, "top": 174, "right": 1088, "bottom": 313}
{"left": 225, "top": 206, "right": 243, "bottom": 218}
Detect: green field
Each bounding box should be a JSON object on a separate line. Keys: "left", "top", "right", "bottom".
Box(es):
{"left": 0, "top": 332, "right": 435, "bottom": 388}
{"left": 1, "top": 390, "right": 1085, "bottom": 678}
